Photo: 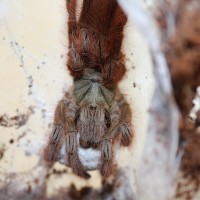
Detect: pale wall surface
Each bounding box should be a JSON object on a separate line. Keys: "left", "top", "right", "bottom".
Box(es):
{"left": 0, "top": 0, "right": 154, "bottom": 197}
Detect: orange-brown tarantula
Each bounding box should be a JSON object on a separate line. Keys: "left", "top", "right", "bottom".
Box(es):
{"left": 44, "top": 0, "right": 133, "bottom": 178}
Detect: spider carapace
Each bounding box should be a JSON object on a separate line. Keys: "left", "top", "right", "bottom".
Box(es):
{"left": 44, "top": 0, "right": 133, "bottom": 178}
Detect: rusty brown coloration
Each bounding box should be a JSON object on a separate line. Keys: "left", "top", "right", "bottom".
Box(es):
{"left": 44, "top": 0, "right": 133, "bottom": 178}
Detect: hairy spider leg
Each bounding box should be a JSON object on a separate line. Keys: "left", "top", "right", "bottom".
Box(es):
{"left": 100, "top": 93, "right": 133, "bottom": 177}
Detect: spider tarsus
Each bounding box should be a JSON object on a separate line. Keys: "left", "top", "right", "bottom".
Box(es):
{"left": 99, "top": 138, "right": 114, "bottom": 177}
{"left": 100, "top": 160, "right": 113, "bottom": 177}
{"left": 68, "top": 153, "right": 91, "bottom": 179}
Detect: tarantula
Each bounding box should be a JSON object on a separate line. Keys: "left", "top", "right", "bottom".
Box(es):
{"left": 44, "top": 0, "right": 133, "bottom": 178}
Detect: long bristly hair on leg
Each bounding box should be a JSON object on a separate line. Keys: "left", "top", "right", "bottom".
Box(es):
{"left": 66, "top": 0, "right": 127, "bottom": 88}
{"left": 65, "top": 0, "right": 130, "bottom": 178}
